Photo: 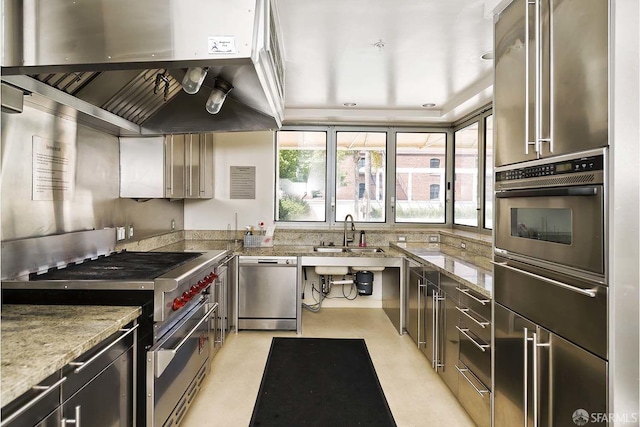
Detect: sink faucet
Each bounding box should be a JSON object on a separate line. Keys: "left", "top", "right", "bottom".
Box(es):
{"left": 343, "top": 214, "right": 355, "bottom": 246}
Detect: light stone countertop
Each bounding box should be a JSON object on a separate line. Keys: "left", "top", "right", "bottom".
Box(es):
{"left": 1, "top": 305, "right": 141, "bottom": 406}
{"left": 155, "top": 239, "right": 492, "bottom": 296}
{"left": 391, "top": 242, "right": 493, "bottom": 298}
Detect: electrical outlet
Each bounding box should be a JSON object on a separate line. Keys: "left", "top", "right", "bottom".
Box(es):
{"left": 397, "top": 236, "right": 406, "bottom": 242}
{"left": 461, "top": 242, "right": 466, "bottom": 249}
{"left": 116, "top": 227, "right": 126, "bottom": 241}
{"left": 428, "top": 234, "right": 439, "bottom": 243}
{"left": 128, "top": 224, "right": 134, "bottom": 239}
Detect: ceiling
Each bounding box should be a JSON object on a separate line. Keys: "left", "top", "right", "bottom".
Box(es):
{"left": 276, "top": 0, "right": 496, "bottom": 126}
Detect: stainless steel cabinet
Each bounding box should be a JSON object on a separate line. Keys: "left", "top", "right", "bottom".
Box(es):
{"left": 164, "top": 134, "right": 186, "bottom": 199}
{"left": 120, "top": 133, "right": 213, "bottom": 199}
{"left": 1, "top": 324, "right": 136, "bottom": 427}
{"left": 494, "top": 0, "right": 608, "bottom": 167}
{"left": 494, "top": 303, "right": 608, "bottom": 427}
{"left": 405, "top": 260, "right": 458, "bottom": 395}
{"left": 436, "top": 276, "right": 459, "bottom": 395}
{"left": 455, "top": 285, "right": 491, "bottom": 427}
{"left": 184, "top": 133, "right": 214, "bottom": 199}
{"left": 167, "top": 133, "right": 214, "bottom": 199}
{"left": 405, "top": 259, "right": 425, "bottom": 349}
{"left": 61, "top": 348, "right": 134, "bottom": 427}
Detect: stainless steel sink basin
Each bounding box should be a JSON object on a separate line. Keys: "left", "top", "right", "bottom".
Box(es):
{"left": 313, "top": 246, "right": 348, "bottom": 253}
{"left": 347, "top": 247, "right": 384, "bottom": 253}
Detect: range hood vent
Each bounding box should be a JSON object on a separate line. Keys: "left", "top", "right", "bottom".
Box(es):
{"left": 2, "top": 0, "right": 284, "bottom": 135}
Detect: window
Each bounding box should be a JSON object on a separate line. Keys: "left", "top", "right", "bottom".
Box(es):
{"left": 395, "top": 132, "right": 447, "bottom": 223}
{"left": 453, "top": 110, "right": 493, "bottom": 231}
{"left": 430, "top": 184, "right": 440, "bottom": 200}
{"left": 335, "top": 132, "right": 386, "bottom": 222}
{"left": 484, "top": 115, "right": 494, "bottom": 229}
{"left": 276, "top": 118, "right": 490, "bottom": 231}
{"left": 454, "top": 123, "right": 479, "bottom": 227}
{"left": 276, "top": 131, "right": 327, "bottom": 221}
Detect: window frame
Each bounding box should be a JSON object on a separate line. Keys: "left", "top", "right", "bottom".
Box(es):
{"left": 275, "top": 124, "right": 459, "bottom": 229}
{"left": 451, "top": 107, "right": 493, "bottom": 234}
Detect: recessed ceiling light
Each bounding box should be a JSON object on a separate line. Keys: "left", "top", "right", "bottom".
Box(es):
{"left": 343, "top": 102, "right": 357, "bottom": 107}
{"left": 373, "top": 40, "right": 385, "bottom": 50}
{"left": 421, "top": 103, "right": 437, "bottom": 108}
{"left": 481, "top": 51, "right": 494, "bottom": 61}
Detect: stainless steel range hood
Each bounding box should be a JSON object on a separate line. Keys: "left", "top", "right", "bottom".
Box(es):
{"left": 1, "top": 0, "right": 284, "bottom": 135}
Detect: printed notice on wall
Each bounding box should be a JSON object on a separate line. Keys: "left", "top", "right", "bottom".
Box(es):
{"left": 230, "top": 166, "right": 256, "bottom": 199}
{"left": 32, "top": 136, "right": 76, "bottom": 201}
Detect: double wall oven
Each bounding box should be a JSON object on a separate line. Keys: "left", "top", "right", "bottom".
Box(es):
{"left": 2, "top": 229, "right": 229, "bottom": 427}
{"left": 493, "top": 148, "right": 609, "bottom": 426}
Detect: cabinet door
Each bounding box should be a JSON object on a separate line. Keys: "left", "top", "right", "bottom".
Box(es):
{"left": 543, "top": 0, "right": 608, "bottom": 157}
{"left": 494, "top": 303, "right": 537, "bottom": 427}
{"left": 61, "top": 348, "right": 134, "bottom": 427}
{"left": 406, "top": 262, "right": 423, "bottom": 346}
{"left": 541, "top": 328, "right": 608, "bottom": 426}
{"left": 185, "top": 133, "right": 201, "bottom": 199}
{"left": 165, "top": 134, "right": 185, "bottom": 198}
{"left": 494, "top": 0, "right": 537, "bottom": 166}
{"left": 199, "top": 133, "right": 215, "bottom": 198}
{"left": 438, "top": 292, "right": 459, "bottom": 395}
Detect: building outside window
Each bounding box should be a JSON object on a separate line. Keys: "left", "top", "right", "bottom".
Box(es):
{"left": 395, "top": 132, "right": 447, "bottom": 223}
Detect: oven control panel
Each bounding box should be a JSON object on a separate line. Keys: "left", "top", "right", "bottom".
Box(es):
{"left": 496, "top": 154, "right": 604, "bottom": 182}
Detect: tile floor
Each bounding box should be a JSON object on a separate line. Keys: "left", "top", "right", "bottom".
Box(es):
{"left": 181, "top": 308, "right": 475, "bottom": 427}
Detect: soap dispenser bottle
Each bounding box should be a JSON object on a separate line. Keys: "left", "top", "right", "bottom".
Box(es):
{"left": 359, "top": 230, "right": 366, "bottom": 247}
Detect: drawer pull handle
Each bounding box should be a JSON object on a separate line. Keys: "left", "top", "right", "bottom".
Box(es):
{"left": 455, "top": 287, "right": 490, "bottom": 305}
{"left": 456, "top": 365, "right": 489, "bottom": 397}
{"left": 456, "top": 326, "right": 490, "bottom": 352}
{"left": 455, "top": 306, "right": 490, "bottom": 328}
{"left": 69, "top": 324, "right": 138, "bottom": 374}
{"left": 0, "top": 377, "right": 68, "bottom": 426}
{"left": 490, "top": 261, "right": 598, "bottom": 298}
{"left": 62, "top": 405, "right": 81, "bottom": 427}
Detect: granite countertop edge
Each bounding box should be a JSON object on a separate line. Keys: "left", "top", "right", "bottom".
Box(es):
{"left": 390, "top": 242, "right": 493, "bottom": 298}
{"left": 1, "top": 305, "right": 142, "bottom": 405}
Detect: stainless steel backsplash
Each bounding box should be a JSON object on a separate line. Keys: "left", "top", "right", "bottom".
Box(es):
{"left": 1, "top": 104, "right": 183, "bottom": 242}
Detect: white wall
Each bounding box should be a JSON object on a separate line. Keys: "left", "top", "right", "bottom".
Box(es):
{"left": 184, "top": 131, "right": 275, "bottom": 232}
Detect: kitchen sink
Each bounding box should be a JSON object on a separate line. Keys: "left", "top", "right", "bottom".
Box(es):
{"left": 313, "top": 246, "right": 348, "bottom": 253}
{"left": 347, "top": 247, "right": 384, "bottom": 253}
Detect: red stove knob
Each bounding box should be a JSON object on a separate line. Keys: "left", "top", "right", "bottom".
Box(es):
{"left": 172, "top": 297, "right": 184, "bottom": 311}
{"left": 182, "top": 291, "right": 190, "bottom": 301}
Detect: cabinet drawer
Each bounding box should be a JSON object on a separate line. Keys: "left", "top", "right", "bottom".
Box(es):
{"left": 61, "top": 323, "right": 136, "bottom": 401}
{"left": 1, "top": 372, "right": 62, "bottom": 427}
{"left": 455, "top": 285, "right": 490, "bottom": 320}
{"left": 457, "top": 361, "right": 491, "bottom": 427}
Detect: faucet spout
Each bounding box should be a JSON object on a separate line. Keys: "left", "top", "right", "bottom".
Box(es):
{"left": 343, "top": 214, "right": 356, "bottom": 246}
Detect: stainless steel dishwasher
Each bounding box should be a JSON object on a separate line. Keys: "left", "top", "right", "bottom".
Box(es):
{"left": 238, "top": 256, "right": 299, "bottom": 331}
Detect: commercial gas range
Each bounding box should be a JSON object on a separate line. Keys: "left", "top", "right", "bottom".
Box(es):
{"left": 2, "top": 229, "right": 230, "bottom": 427}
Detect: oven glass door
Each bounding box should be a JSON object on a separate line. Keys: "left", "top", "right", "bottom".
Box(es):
{"left": 495, "top": 185, "right": 604, "bottom": 275}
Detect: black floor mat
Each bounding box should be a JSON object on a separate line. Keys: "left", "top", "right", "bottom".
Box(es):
{"left": 249, "top": 337, "right": 397, "bottom": 427}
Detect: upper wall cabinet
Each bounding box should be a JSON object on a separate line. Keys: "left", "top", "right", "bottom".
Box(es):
{"left": 184, "top": 133, "right": 214, "bottom": 199}
{"left": 120, "top": 134, "right": 214, "bottom": 199}
{"left": 494, "top": 0, "right": 608, "bottom": 167}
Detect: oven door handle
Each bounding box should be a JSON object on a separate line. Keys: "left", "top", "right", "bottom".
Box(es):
{"left": 491, "top": 261, "right": 598, "bottom": 298}
{"left": 495, "top": 186, "right": 599, "bottom": 198}
{"left": 154, "top": 302, "right": 218, "bottom": 378}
